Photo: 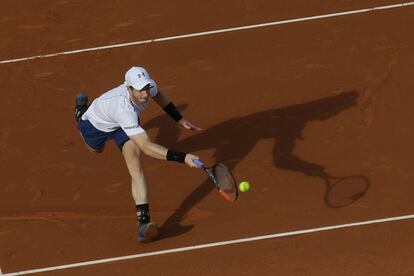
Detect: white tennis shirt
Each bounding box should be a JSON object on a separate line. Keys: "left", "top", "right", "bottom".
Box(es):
{"left": 82, "top": 83, "right": 158, "bottom": 136}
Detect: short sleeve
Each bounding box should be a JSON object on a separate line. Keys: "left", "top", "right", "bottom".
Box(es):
{"left": 116, "top": 110, "right": 145, "bottom": 136}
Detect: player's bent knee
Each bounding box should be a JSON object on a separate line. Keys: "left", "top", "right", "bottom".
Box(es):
{"left": 122, "top": 140, "right": 136, "bottom": 157}
{"left": 122, "top": 141, "right": 143, "bottom": 170}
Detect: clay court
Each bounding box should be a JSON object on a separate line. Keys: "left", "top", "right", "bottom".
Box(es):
{"left": 1, "top": 1, "right": 414, "bottom": 275}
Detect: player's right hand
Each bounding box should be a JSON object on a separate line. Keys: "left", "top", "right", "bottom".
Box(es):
{"left": 185, "top": 154, "right": 200, "bottom": 168}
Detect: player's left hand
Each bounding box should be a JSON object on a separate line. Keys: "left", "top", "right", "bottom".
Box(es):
{"left": 178, "top": 119, "right": 202, "bottom": 131}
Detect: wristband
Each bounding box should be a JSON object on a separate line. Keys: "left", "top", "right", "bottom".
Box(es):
{"left": 163, "top": 102, "right": 183, "bottom": 122}
{"left": 167, "top": 149, "right": 187, "bottom": 163}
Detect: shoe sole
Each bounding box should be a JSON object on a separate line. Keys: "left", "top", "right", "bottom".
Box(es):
{"left": 140, "top": 223, "right": 159, "bottom": 242}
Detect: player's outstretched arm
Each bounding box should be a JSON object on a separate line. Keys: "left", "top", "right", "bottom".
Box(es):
{"left": 130, "top": 132, "right": 199, "bottom": 168}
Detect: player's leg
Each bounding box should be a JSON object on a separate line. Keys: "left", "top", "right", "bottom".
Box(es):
{"left": 120, "top": 138, "right": 159, "bottom": 242}
{"left": 122, "top": 140, "right": 148, "bottom": 205}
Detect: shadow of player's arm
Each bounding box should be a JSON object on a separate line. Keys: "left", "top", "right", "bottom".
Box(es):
{"left": 273, "top": 136, "right": 326, "bottom": 177}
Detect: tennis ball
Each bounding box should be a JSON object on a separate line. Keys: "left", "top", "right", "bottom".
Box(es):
{"left": 239, "top": 181, "right": 250, "bottom": 192}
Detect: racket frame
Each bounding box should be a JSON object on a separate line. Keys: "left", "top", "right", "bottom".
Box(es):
{"left": 193, "top": 159, "right": 237, "bottom": 202}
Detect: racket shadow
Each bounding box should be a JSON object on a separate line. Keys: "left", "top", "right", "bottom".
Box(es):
{"left": 319, "top": 172, "right": 371, "bottom": 208}
{"left": 143, "top": 91, "right": 370, "bottom": 239}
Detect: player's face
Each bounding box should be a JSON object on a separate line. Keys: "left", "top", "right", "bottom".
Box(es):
{"left": 132, "top": 85, "right": 150, "bottom": 103}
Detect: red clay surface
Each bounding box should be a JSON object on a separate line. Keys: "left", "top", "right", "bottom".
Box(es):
{"left": 1, "top": 1, "right": 414, "bottom": 275}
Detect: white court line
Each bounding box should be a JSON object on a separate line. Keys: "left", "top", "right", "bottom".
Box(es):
{"left": 1, "top": 2, "right": 413, "bottom": 64}
{"left": 2, "top": 214, "right": 414, "bottom": 275}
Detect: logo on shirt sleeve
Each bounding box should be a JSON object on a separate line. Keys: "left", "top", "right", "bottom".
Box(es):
{"left": 124, "top": 125, "right": 140, "bottom": 130}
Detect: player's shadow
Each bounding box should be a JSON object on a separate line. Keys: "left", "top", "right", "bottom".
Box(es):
{"left": 143, "top": 91, "right": 370, "bottom": 239}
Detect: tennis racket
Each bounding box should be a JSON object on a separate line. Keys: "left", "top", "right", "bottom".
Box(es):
{"left": 322, "top": 174, "right": 370, "bottom": 208}
{"left": 193, "top": 159, "right": 238, "bottom": 202}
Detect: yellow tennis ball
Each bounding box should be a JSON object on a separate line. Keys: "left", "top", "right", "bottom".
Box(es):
{"left": 239, "top": 181, "right": 250, "bottom": 192}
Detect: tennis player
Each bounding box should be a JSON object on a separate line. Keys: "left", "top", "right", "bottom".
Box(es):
{"left": 74, "top": 66, "right": 202, "bottom": 242}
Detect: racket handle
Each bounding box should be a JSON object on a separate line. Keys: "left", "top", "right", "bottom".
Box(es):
{"left": 193, "top": 159, "right": 204, "bottom": 168}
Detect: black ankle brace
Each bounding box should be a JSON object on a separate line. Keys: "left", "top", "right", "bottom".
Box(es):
{"left": 136, "top": 204, "right": 151, "bottom": 224}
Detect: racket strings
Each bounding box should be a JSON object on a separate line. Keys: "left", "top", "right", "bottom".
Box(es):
{"left": 213, "top": 164, "right": 238, "bottom": 201}
{"left": 325, "top": 176, "right": 370, "bottom": 208}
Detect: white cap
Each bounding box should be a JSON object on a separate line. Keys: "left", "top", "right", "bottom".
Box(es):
{"left": 124, "top": 66, "right": 153, "bottom": 90}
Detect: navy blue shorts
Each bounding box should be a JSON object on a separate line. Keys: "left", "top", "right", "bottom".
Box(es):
{"left": 77, "top": 120, "right": 130, "bottom": 151}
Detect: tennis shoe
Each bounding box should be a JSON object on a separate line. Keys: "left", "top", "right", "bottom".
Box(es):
{"left": 74, "top": 92, "right": 88, "bottom": 122}
{"left": 138, "top": 221, "right": 159, "bottom": 242}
